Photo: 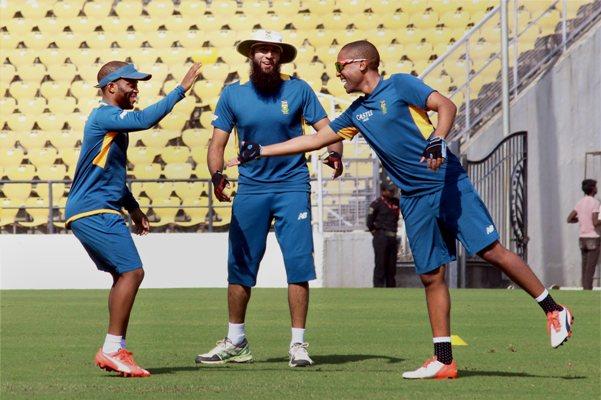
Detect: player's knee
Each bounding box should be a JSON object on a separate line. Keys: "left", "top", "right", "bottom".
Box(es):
{"left": 127, "top": 267, "right": 145, "bottom": 284}
{"left": 420, "top": 269, "right": 445, "bottom": 287}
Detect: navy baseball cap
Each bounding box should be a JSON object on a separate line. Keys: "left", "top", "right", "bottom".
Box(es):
{"left": 95, "top": 63, "right": 152, "bottom": 88}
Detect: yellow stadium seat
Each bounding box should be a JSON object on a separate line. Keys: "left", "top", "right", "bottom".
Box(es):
{"left": 36, "top": 113, "right": 67, "bottom": 131}
{"left": 508, "top": 7, "right": 532, "bottom": 35}
{"left": 434, "top": 0, "right": 459, "bottom": 14}
{"left": 2, "top": 182, "right": 32, "bottom": 202}
{"left": 194, "top": 164, "right": 211, "bottom": 180}
{"left": 150, "top": 196, "right": 181, "bottom": 227}
{"left": 53, "top": 0, "right": 82, "bottom": 18}
{"left": 18, "top": 63, "right": 47, "bottom": 83}
{"left": 404, "top": 42, "right": 435, "bottom": 62}
{"left": 119, "top": 31, "right": 145, "bottom": 50}
{"left": 164, "top": 163, "right": 193, "bottom": 180}
{"left": 190, "top": 146, "right": 209, "bottom": 164}
{"left": 0, "top": 147, "right": 24, "bottom": 168}
{"left": 261, "top": 9, "right": 285, "bottom": 30}
{"left": 223, "top": 166, "right": 238, "bottom": 180}
{"left": 173, "top": 181, "right": 206, "bottom": 201}
{"left": 182, "top": 128, "right": 209, "bottom": 148}
{"left": 48, "top": 130, "right": 80, "bottom": 149}
{"left": 319, "top": 11, "right": 348, "bottom": 30}
{"left": 209, "top": 0, "right": 239, "bottom": 17}
{"left": 139, "top": 129, "right": 174, "bottom": 148}
{"left": 324, "top": 79, "right": 347, "bottom": 98}
{"left": 0, "top": 63, "right": 16, "bottom": 85}
{"left": 19, "top": 197, "right": 49, "bottom": 228}
{"left": 159, "top": 112, "right": 189, "bottom": 132}
{"left": 47, "top": 96, "right": 77, "bottom": 115}
{"left": 0, "top": 131, "right": 16, "bottom": 148}
{"left": 36, "top": 164, "right": 67, "bottom": 180}
{"left": 176, "top": 96, "right": 198, "bottom": 116}
{"left": 211, "top": 206, "right": 232, "bottom": 227}
{"left": 144, "top": 182, "right": 174, "bottom": 201}
{"left": 130, "top": 181, "right": 144, "bottom": 198}
{"left": 178, "top": 1, "right": 208, "bottom": 19}
{"left": 74, "top": 64, "right": 101, "bottom": 84}
{"left": 401, "top": 0, "right": 428, "bottom": 15}
{"left": 425, "top": 74, "right": 453, "bottom": 94}
{"left": 5, "top": 49, "right": 37, "bottom": 69}
{"left": 303, "top": 0, "right": 335, "bottom": 16}
{"left": 6, "top": 112, "right": 35, "bottom": 132}
{"left": 0, "top": 198, "right": 20, "bottom": 228}
{"left": 35, "top": 182, "right": 66, "bottom": 201}
{"left": 136, "top": 196, "right": 151, "bottom": 214}
{"left": 241, "top": 0, "right": 270, "bottom": 17}
{"left": 9, "top": 81, "right": 38, "bottom": 103}
{"left": 463, "top": 0, "right": 497, "bottom": 15}
{"left": 538, "top": 9, "right": 561, "bottom": 35}
{"left": 27, "top": 147, "right": 58, "bottom": 168}
{"left": 115, "top": 0, "right": 143, "bottom": 18}
{"left": 70, "top": 80, "right": 99, "bottom": 100}
{"left": 131, "top": 14, "right": 163, "bottom": 34}
{"left": 65, "top": 112, "right": 87, "bottom": 132}
{"left": 58, "top": 148, "right": 80, "bottom": 169}
{"left": 0, "top": 97, "right": 16, "bottom": 117}
{"left": 132, "top": 163, "right": 162, "bottom": 180}
{"left": 67, "top": 16, "right": 96, "bottom": 35}
{"left": 17, "top": 98, "right": 47, "bottom": 116}
{"left": 128, "top": 147, "right": 159, "bottom": 166}
{"left": 5, "top": 164, "right": 36, "bottom": 180}
{"left": 202, "top": 62, "right": 233, "bottom": 83}
{"left": 40, "top": 81, "right": 69, "bottom": 100}
{"left": 161, "top": 146, "right": 190, "bottom": 164}
{"left": 137, "top": 63, "right": 169, "bottom": 84}
{"left": 20, "top": 0, "right": 50, "bottom": 18}
{"left": 159, "top": 47, "right": 187, "bottom": 66}
{"left": 410, "top": 9, "right": 440, "bottom": 30}
{"left": 17, "top": 131, "right": 47, "bottom": 150}
{"left": 429, "top": 27, "right": 456, "bottom": 47}
{"left": 46, "top": 63, "right": 77, "bottom": 83}
{"left": 83, "top": 1, "right": 112, "bottom": 18}
{"left": 272, "top": 0, "right": 301, "bottom": 17}
{"left": 178, "top": 197, "right": 208, "bottom": 227}
{"left": 193, "top": 80, "right": 223, "bottom": 103}
{"left": 198, "top": 110, "right": 215, "bottom": 129}
{"left": 441, "top": 10, "right": 471, "bottom": 29}
{"left": 38, "top": 17, "right": 67, "bottom": 37}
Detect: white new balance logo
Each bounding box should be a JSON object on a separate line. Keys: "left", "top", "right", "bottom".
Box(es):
{"left": 486, "top": 225, "right": 494, "bottom": 235}
{"left": 297, "top": 212, "right": 308, "bottom": 220}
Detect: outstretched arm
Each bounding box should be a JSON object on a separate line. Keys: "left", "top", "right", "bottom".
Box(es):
{"left": 566, "top": 210, "right": 578, "bottom": 224}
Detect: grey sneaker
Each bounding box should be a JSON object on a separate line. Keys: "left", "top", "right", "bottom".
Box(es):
{"left": 289, "top": 342, "right": 314, "bottom": 367}
{"left": 195, "top": 338, "right": 253, "bottom": 364}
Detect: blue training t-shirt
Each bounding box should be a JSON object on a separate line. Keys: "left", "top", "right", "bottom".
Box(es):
{"left": 66, "top": 86, "right": 186, "bottom": 225}
{"left": 329, "top": 73, "right": 467, "bottom": 197}
{"left": 213, "top": 74, "right": 327, "bottom": 194}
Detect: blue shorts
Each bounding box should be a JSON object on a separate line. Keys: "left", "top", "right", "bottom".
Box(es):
{"left": 228, "top": 192, "right": 315, "bottom": 287}
{"left": 71, "top": 213, "right": 143, "bottom": 275}
{"left": 400, "top": 178, "right": 499, "bottom": 275}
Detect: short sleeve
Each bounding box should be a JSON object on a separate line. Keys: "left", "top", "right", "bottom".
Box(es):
{"left": 329, "top": 105, "right": 359, "bottom": 140}
{"left": 393, "top": 73, "right": 436, "bottom": 109}
{"left": 300, "top": 80, "right": 328, "bottom": 125}
{"left": 212, "top": 85, "right": 236, "bottom": 133}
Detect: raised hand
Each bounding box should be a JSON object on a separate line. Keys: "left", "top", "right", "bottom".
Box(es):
{"left": 180, "top": 63, "right": 202, "bottom": 92}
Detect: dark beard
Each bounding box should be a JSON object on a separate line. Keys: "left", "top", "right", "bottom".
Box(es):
{"left": 250, "top": 60, "right": 282, "bottom": 97}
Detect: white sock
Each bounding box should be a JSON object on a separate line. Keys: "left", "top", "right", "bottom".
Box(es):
{"left": 535, "top": 289, "right": 549, "bottom": 302}
{"left": 102, "top": 333, "right": 122, "bottom": 354}
{"left": 120, "top": 338, "right": 127, "bottom": 349}
{"left": 227, "top": 322, "right": 246, "bottom": 345}
{"left": 432, "top": 336, "right": 452, "bottom": 343}
{"left": 291, "top": 327, "right": 305, "bottom": 345}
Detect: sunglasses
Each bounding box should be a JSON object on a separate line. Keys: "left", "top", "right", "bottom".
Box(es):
{"left": 334, "top": 58, "right": 367, "bottom": 73}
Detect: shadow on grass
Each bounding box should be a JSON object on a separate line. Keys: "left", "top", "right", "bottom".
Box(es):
{"left": 262, "top": 354, "right": 405, "bottom": 365}
{"left": 459, "top": 370, "right": 587, "bottom": 379}
{"left": 146, "top": 366, "right": 203, "bottom": 375}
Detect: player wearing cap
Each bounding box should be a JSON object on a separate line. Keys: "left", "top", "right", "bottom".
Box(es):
{"left": 230, "top": 40, "right": 574, "bottom": 379}
{"left": 194, "top": 30, "right": 343, "bottom": 368}
{"left": 65, "top": 61, "right": 200, "bottom": 377}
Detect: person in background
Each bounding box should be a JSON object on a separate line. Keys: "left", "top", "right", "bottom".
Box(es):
{"left": 567, "top": 179, "right": 600, "bottom": 290}
{"left": 367, "top": 182, "right": 400, "bottom": 288}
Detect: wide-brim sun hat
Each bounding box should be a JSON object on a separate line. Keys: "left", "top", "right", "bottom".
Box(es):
{"left": 236, "top": 29, "right": 297, "bottom": 64}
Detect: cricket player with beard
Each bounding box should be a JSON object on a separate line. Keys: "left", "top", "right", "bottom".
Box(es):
{"left": 195, "top": 30, "right": 343, "bottom": 368}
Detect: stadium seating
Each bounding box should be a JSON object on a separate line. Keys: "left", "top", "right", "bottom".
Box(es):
{"left": 1, "top": 0, "right": 596, "bottom": 232}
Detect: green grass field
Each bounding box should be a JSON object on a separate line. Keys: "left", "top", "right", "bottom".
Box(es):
{"left": 1, "top": 288, "right": 599, "bottom": 400}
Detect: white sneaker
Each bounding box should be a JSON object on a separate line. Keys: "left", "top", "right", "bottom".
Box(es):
{"left": 547, "top": 306, "right": 573, "bottom": 348}
{"left": 402, "top": 356, "right": 458, "bottom": 379}
{"left": 195, "top": 338, "right": 253, "bottom": 364}
{"left": 289, "top": 342, "right": 314, "bottom": 367}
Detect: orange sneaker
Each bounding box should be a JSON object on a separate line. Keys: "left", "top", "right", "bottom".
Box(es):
{"left": 547, "top": 306, "right": 573, "bottom": 348}
{"left": 94, "top": 348, "right": 151, "bottom": 378}
{"left": 402, "top": 356, "right": 458, "bottom": 379}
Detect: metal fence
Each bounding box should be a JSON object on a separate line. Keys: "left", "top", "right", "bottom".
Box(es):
{"left": 0, "top": 155, "right": 381, "bottom": 234}
{"left": 420, "top": 0, "right": 601, "bottom": 142}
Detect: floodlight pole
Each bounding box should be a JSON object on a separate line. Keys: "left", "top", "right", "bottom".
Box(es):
{"left": 501, "top": 0, "right": 511, "bottom": 138}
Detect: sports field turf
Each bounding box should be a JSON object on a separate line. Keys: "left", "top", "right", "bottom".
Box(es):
{"left": 1, "top": 288, "right": 599, "bottom": 399}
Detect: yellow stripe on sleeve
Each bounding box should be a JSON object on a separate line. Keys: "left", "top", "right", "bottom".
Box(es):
{"left": 408, "top": 106, "right": 434, "bottom": 139}
{"left": 92, "top": 132, "right": 117, "bottom": 168}
{"left": 336, "top": 127, "right": 359, "bottom": 140}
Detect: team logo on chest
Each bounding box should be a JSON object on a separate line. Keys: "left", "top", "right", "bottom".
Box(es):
{"left": 380, "top": 100, "right": 387, "bottom": 114}
{"left": 281, "top": 100, "right": 289, "bottom": 115}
